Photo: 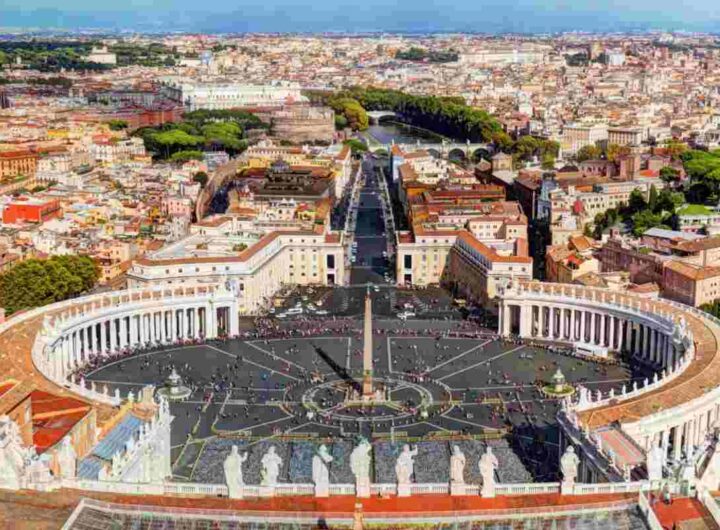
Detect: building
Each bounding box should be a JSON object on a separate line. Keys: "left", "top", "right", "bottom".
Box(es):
{"left": 160, "top": 80, "right": 307, "bottom": 111}
{"left": 561, "top": 123, "right": 608, "bottom": 155}
{"left": 2, "top": 199, "right": 62, "bottom": 225}
{"left": 127, "top": 220, "right": 345, "bottom": 314}
{"left": 270, "top": 106, "right": 335, "bottom": 144}
{"left": 0, "top": 150, "right": 38, "bottom": 180}
{"left": 86, "top": 46, "right": 117, "bottom": 65}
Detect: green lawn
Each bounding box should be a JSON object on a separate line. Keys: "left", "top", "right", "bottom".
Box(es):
{"left": 678, "top": 204, "right": 713, "bottom": 216}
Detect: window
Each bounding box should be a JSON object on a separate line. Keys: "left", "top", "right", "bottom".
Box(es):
{"left": 404, "top": 255, "right": 413, "bottom": 269}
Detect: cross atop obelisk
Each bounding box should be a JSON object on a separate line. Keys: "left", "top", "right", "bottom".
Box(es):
{"left": 362, "top": 286, "right": 373, "bottom": 397}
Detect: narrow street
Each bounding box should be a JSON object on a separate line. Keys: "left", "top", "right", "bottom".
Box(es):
{"left": 348, "top": 154, "right": 396, "bottom": 286}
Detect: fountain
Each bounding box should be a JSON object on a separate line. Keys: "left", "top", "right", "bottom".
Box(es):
{"left": 156, "top": 368, "right": 192, "bottom": 401}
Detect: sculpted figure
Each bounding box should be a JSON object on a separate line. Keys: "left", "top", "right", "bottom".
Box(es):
{"left": 395, "top": 444, "right": 418, "bottom": 485}
{"left": 561, "top": 446, "right": 580, "bottom": 485}
{"left": 312, "top": 444, "right": 334, "bottom": 496}
{"left": 350, "top": 438, "right": 372, "bottom": 497}
{"left": 479, "top": 446, "right": 498, "bottom": 497}
{"left": 224, "top": 445, "right": 248, "bottom": 498}
{"left": 261, "top": 446, "right": 283, "bottom": 487}
{"left": 450, "top": 445, "right": 466, "bottom": 485}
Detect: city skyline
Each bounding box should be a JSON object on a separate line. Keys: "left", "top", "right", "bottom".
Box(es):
{"left": 1, "top": 0, "right": 720, "bottom": 33}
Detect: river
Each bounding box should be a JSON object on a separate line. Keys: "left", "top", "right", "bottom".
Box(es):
{"left": 364, "top": 121, "right": 449, "bottom": 145}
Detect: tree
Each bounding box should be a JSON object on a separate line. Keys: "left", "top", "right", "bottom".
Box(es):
{"left": 659, "top": 166, "right": 681, "bottom": 185}
{"left": 628, "top": 188, "right": 647, "bottom": 214}
{"left": 152, "top": 129, "right": 203, "bottom": 158}
{"left": 343, "top": 139, "right": 369, "bottom": 155}
{"left": 107, "top": 119, "right": 128, "bottom": 131}
{"left": 664, "top": 140, "right": 688, "bottom": 160}
{"left": 334, "top": 114, "right": 348, "bottom": 130}
{"left": 648, "top": 185, "right": 659, "bottom": 211}
{"left": 0, "top": 255, "right": 98, "bottom": 315}
{"left": 541, "top": 153, "right": 556, "bottom": 170}
{"left": 575, "top": 145, "right": 602, "bottom": 162}
{"left": 606, "top": 143, "right": 631, "bottom": 162}
{"left": 170, "top": 150, "right": 205, "bottom": 163}
{"left": 193, "top": 171, "right": 209, "bottom": 188}
{"left": 631, "top": 210, "right": 667, "bottom": 236}
{"left": 329, "top": 98, "right": 368, "bottom": 131}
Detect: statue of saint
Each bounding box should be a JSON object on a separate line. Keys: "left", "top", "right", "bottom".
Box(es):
{"left": 450, "top": 445, "right": 466, "bottom": 484}
{"left": 313, "top": 445, "right": 334, "bottom": 486}
{"left": 261, "top": 446, "right": 283, "bottom": 487}
{"left": 395, "top": 444, "right": 418, "bottom": 485}
{"left": 646, "top": 444, "right": 664, "bottom": 482}
{"left": 56, "top": 437, "right": 77, "bottom": 479}
{"left": 560, "top": 446, "right": 580, "bottom": 485}
{"left": 479, "top": 446, "right": 498, "bottom": 497}
{"left": 224, "top": 446, "right": 248, "bottom": 498}
{"left": 350, "top": 439, "right": 372, "bottom": 482}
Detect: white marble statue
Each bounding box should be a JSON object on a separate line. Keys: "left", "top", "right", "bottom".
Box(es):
{"left": 479, "top": 446, "right": 498, "bottom": 497}
{"left": 561, "top": 446, "right": 580, "bottom": 489}
{"left": 450, "top": 445, "right": 466, "bottom": 485}
{"left": 56, "top": 437, "right": 77, "bottom": 479}
{"left": 646, "top": 444, "right": 664, "bottom": 482}
{"left": 261, "top": 446, "right": 283, "bottom": 487}
{"left": 312, "top": 445, "right": 334, "bottom": 497}
{"left": 0, "top": 415, "right": 29, "bottom": 490}
{"left": 395, "top": 444, "right": 418, "bottom": 485}
{"left": 350, "top": 438, "right": 372, "bottom": 497}
{"left": 224, "top": 446, "right": 249, "bottom": 499}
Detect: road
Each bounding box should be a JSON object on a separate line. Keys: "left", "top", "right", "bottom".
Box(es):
{"left": 349, "top": 155, "right": 395, "bottom": 286}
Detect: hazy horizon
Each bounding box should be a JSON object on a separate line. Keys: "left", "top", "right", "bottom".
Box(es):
{"left": 1, "top": 0, "right": 720, "bottom": 34}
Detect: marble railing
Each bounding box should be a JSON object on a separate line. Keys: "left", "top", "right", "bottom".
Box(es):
{"left": 568, "top": 351, "right": 692, "bottom": 414}
{"left": 49, "top": 476, "right": 663, "bottom": 499}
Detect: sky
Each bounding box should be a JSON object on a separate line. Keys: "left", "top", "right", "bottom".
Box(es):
{"left": 1, "top": 0, "right": 720, "bottom": 33}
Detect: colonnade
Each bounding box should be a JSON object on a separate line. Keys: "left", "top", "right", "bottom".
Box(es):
{"left": 499, "top": 302, "right": 677, "bottom": 369}
{"left": 36, "top": 289, "right": 239, "bottom": 383}
{"left": 644, "top": 403, "right": 720, "bottom": 463}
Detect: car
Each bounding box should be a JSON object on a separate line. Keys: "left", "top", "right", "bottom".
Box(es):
{"left": 286, "top": 307, "right": 303, "bottom": 315}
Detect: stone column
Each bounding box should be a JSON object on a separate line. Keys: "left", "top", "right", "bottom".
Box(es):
{"left": 590, "top": 313, "right": 596, "bottom": 344}
{"left": 558, "top": 308, "right": 566, "bottom": 340}
{"left": 119, "top": 317, "right": 127, "bottom": 349}
{"left": 673, "top": 424, "right": 682, "bottom": 460}
{"left": 185, "top": 309, "right": 191, "bottom": 339}
{"left": 194, "top": 308, "right": 201, "bottom": 339}
{"left": 170, "top": 309, "right": 177, "bottom": 341}
{"left": 650, "top": 329, "right": 657, "bottom": 364}
{"left": 100, "top": 320, "right": 107, "bottom": 354}
{"left": 625, "top": 321, "right": 633, "bottom": 353}
{"left": 229, "top": 303, "right": 239, "bottom": 336}
{"left": 579, "top": 311, "right": 586, "bottom": 343}
{"left": 110, "top": 318, "right": 118, "bottom": 353}
{"left": 85, "top": 326, "right": 93, "bottom": 356}
{"left": 160, "top": 311, "right": 167, "bottom": 343}
{"left": 130, "top": 315, "right": 138, "bottom": 346}
{"left": 608, "top": 316, "right": 615, "bottom": 350}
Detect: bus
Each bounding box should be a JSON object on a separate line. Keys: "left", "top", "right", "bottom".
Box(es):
{"left": 574, "top": 343, "right": 609, "bottom": 359}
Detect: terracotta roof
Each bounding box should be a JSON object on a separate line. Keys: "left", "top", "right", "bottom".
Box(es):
{"left": 457, "top": 231, "right": 533, "bottom": 264}
{"left": 664, "top": 260, "right": 720, "bottom": 281}
{"left": 672, "top": 236, "right": 720, "bottom": 253}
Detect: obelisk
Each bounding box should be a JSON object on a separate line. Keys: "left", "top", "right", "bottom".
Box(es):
{"left": 362, "top": 287, "right": 373, "bottom": 397}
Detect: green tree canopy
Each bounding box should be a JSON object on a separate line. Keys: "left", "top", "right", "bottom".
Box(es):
{"left": 575, "top": 144, "right": 602, "bottom": 162}
{"left": 0, "top": 255, "right": 98, "bottom": 315}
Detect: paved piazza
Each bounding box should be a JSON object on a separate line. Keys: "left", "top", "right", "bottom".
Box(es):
{"left": 83, "top": 312, "right": 647, "bottom": 484}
